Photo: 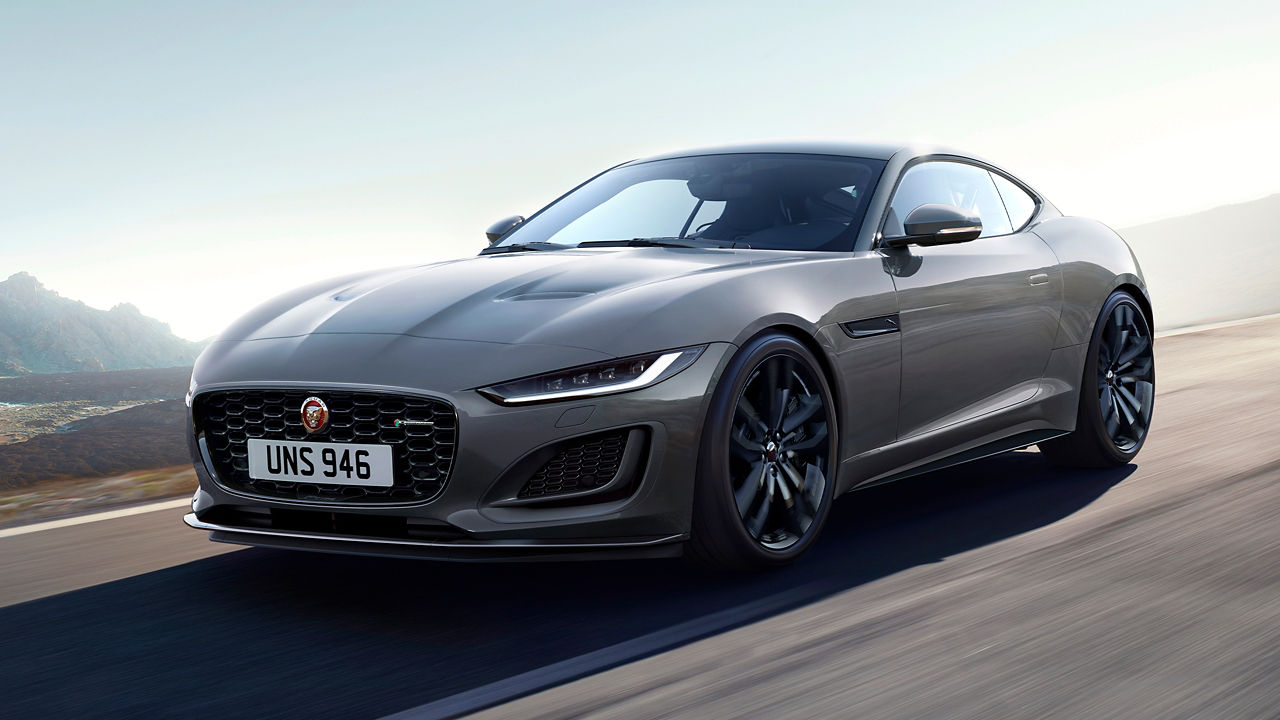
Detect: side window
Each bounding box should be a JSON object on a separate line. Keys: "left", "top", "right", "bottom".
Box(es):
{"left": 885, "top": 161, "right": 1013, "bottom": 238}
{"left": 990, "top": 172, "right": 1037, "bottom": 230}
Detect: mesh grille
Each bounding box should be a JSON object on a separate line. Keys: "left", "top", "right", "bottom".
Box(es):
{"left": 519, "top": 430, "right": 628, "bottom": 499}
{"left": 194, "top": 389, "right": 456, "bottom": 504}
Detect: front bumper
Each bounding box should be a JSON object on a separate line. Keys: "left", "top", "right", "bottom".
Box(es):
{"left": 186, "top": 337, "right": 735, "bottom": 558}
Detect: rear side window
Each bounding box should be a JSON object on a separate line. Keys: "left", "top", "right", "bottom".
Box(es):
{"left": 886, "top": 161, "right": 1013, "bottom": 238}
{"left": 991, "top": 172, "right": 1037, "bottom": 230}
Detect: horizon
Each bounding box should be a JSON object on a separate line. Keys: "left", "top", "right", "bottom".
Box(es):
{"left": 3, "top": 1, "right": 1278, "bottom": 340}
{"left": 5, "top": 189, "right": 1279, "bottom": 343}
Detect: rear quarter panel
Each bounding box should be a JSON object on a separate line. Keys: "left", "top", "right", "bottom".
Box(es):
{"left": 1032, "top": 216, "right": 1150, "bottom": 348}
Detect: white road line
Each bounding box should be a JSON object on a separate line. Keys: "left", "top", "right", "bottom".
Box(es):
{"left": 0, "top": 498, "right": 190, "bottom": 539}
{"left": 1155, "top": 312, "right": 1280, "bottom": 338}
{"left": 378, "top": 582, "right": 826, "bottom": 720}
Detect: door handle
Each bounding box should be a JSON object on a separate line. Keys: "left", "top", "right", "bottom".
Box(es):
{"left": 1028, "top": 273, "right": 1050, "bottom": 286}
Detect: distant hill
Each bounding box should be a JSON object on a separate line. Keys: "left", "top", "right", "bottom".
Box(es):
{"left": 0, "top": 366, "right": 191, "bottom": 403}
{"left": 0, "top": 272, "right": 201, "bottom": 374}
{"left": 1120, "top": 194, "right": 1280, "bottom": 329}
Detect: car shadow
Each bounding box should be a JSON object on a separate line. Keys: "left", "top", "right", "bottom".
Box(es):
{"left": 1, "top": 451, "right": 1133, "bottom": 720}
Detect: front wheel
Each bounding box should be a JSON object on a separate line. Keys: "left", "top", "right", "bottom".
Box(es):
{"left": 687, "top": 333, "right": 839, "bottom": 570}
{"left": 1040, "top": 290, "right": 1155, "bottom": 467}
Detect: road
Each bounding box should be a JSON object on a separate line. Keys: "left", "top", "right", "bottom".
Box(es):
{"left": 1, "top": 318, "right": 1277, "bottom": 719}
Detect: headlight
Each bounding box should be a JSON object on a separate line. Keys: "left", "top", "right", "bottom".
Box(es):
{"left": 478, "top": 346, "right": 706, "bottom": 405}
{"left": 185, "top": 375, "right": 198, "bottom": 408}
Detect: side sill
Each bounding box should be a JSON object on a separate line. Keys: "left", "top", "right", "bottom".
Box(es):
{"left": 851, "top": 428, "right": 1070, "bottom": 491}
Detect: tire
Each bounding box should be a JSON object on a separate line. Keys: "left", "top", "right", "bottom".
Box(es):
{"left": 687, "top": 332, "right": 839, "bottom": 570}
{"left": 1040, "top": 290, "right": 1155, "bottom": 468}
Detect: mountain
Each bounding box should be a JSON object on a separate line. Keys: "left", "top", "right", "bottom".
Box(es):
{"left": 1119, "top": 194, "right": 1280, "bottom": 329}
{"left": 0, "top": 272, "right": 201, "bottom": 374}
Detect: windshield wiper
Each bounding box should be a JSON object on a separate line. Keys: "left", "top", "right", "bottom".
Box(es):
{"left": 577, "top": 237, "right": 726, "bottom": 249}
{"left": 480, "top": 242, "right": 567, "bottom": 255}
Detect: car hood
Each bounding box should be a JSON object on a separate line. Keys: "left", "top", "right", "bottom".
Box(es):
{"left": 220, "top": 247, "right": 812, "bottom": 353}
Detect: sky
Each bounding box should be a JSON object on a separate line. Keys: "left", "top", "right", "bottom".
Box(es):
{"left": 2, "top": 0, "right": 1278, "bottom": 340}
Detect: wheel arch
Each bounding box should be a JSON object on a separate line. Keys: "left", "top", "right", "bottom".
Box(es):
{"left": 1115, "top": 281, "right": 1154, "bottom": 330}
{"left": 1077, "top": 277, "right": 1153, "bottom": 347}
{"left": 743, "top": 323, "right": 844, "bottom": 444}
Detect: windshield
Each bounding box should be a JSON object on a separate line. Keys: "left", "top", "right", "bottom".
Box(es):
{"left": 491, "top": 153, "right": 887, "bottom": 252}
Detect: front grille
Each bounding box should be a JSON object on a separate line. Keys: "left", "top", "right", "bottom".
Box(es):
{"left": 519, "top": 430, "right": 628, "bottom": 499}
{"left": 194, "top": 389, "right": 456, "bottom": 504}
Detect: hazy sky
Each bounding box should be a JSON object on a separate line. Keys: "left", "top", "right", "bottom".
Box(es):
{"left": 2, "top": 0, "right": 1277, "bottom": 340}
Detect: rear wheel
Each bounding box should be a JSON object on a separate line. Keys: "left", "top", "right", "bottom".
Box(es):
{"left": 687, "top": 333, "right": 838, "bottom": 570}
{"left": 1040, "top": 290, "right": 1155, "bottom": 467}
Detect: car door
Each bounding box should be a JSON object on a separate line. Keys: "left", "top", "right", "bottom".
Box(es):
{"left": 880, "top": 159, "right": 1061, "bottom": 440}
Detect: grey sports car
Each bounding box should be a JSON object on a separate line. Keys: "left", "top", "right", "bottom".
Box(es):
{"left": 184, "top": 141, "right": 1155, "bottom": 569}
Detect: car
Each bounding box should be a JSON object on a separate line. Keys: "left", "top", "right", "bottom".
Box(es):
{"left": 184, "top": 141, "right": 1155, "bottom": 569}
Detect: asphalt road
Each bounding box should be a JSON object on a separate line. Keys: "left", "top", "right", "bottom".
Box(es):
{"left": 1, "top": 318, "right": 1277, "bottom": 719}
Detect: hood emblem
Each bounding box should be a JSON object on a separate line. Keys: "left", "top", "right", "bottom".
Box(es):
{"left": 301, "top": 396, "right": 330, "bottom": 433}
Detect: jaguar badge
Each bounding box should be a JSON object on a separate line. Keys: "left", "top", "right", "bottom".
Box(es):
{"left": 301, "top": 396, "right": 329, "bottom": 433}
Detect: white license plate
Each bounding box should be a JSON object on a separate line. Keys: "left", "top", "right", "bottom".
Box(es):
{"left": 247, "top": 438, "right": 394, "bottom": 487}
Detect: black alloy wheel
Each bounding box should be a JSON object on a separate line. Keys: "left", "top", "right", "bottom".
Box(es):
{"left": 689, "top": 333, "right": 838, "bottom": 569}
{"left": 1097, "top": 301, "right": 1155, "bottom": 451}
{"left": 1041, "top": 291, "right": 1155, "bottom": 468}
{"left": 728, "top": 354, "right": 831, "bottom": 550}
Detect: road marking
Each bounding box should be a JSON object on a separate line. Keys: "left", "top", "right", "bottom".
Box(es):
{"left": 1155, "top": 311, "right": 1280, "bottom": 338}
{"left": 963, "top": 643, "right": 998, "bottom": 658}
{"left": 378, "top": 582, "right": 827, "bottom": 720}
{"left": 0, "top": 498, "right": 190, "bottom": 539}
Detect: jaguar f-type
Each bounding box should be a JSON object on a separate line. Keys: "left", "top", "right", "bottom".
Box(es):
{"left": 184, "top": 141, "right": 1155, "bottom": 568}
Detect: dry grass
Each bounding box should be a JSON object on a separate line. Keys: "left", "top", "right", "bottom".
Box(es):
{"left": 0, "top": 366, "right": 196, "bottom": 527}
{"left": 0, "top": 465, "right": 197, "bottom": 527}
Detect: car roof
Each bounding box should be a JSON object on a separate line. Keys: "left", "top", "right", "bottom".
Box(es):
{"left": 626, "top": 140, "right": 969, "bottom": 165}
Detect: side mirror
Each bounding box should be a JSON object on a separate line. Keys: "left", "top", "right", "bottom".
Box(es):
{"left": 485, "top": 215, "right": 525, "bottom": 245}
{"left": 884, "top": 204, "right": 982, "bottom": 248}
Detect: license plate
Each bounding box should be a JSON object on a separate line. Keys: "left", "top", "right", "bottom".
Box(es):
{"left": 247, "top": 438, "right": 394, "bottom": 487}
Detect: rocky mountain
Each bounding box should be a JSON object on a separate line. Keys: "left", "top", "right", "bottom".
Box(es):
{"left": 0, "top": 272, "right": 201, "bottom": 374}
